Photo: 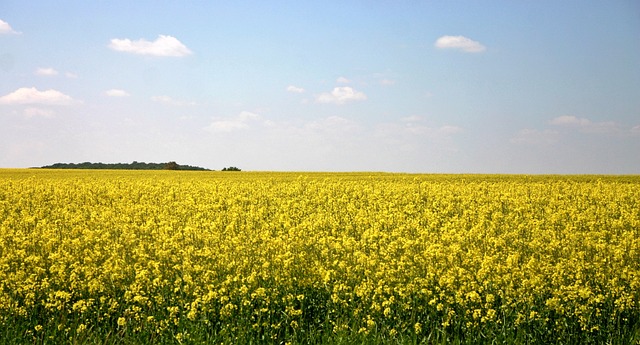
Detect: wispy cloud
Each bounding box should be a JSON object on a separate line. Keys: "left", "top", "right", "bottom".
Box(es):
{"left": 35, "top": 68, "right": 78, "bottom": 79}
{"left": 204, "top": 111, "right": 261, "bottom": 133}
{"left": 109, "top": 35, "right": 192, "bottom": 57}
{"left": 398, "top": 116, "right": 463, "bottom": 136}
{"left": 549, "top": 115, "right": 619, "bottom": 134}
{"left": 286, "top": 85, "right": 305, "bottom": 93}
{"left": 35, "top": 67, "right": 59, "bottom": 76}
{"left": 305, "top": 116, "right": 358, "bottom": 133}
{"left": 438, "top": 125, "right": 465, "bottom": 135}
{"left": 105, "top": 89, "right": 130, "bottom": 97}
{"left": 401, "top": 115, "right": 423, "bottom": 123}
{"left": 372, "top": 117, "right": 464, "bottom": 158}
{"left": 151, "top": 95, "right": 195, "bottom": 106}
{"left": 23, "top": 107, "right": 55, "bottom": 118}
{"left": 316, "top": 87, "right": 367, "bottom": 105}
{"left": 513, "top": 115, "right": 637, "bottom": 146}
{"left": 510, "top": 129, "right": 560, "bottom": 146}
{"left": 0, "top": 87, "right": 75, "bottom": 106}
{"left": 0, "top": 19, "right": 20, "bottom": 35}
{"left": 549, "top": 115, "right": 591, "bottom": 126}
{"left": 336, "top": 77, "right": 350, "bottom": 84}
{"left": 435, "top": 35, "right": 486, "bottom": 53}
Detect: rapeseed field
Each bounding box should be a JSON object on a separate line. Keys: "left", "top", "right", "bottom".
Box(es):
{"left": 0, "top": 170, "right": 638, "bottom": 344}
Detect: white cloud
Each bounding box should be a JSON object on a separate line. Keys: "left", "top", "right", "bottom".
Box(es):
{"left": 105, "top": 89, "right": 130, "bottom": 97}
{"left": 286, "top": 85, "right": 305, "bottom": 93}
{"left": 151, "top": 95, "right": 195, "bottom": 106}
{"left": 632, "top": 125, "right": 640, "bottom": 135}
{"left": 65, "top": 72, "right": 78, "bottom": 79}
{"left": 35, "top": 67, "right": 59, "bottom": 76}
{"left": 316, "top": 87, "right": 367, "bottom": 105}
{"left": 435, "top": 35, "right": 486, "bottom": 53}
{"left": 108, "top": 35, "right": 192, "bottom": 57}
{"left": 380, "top": 79, "right": 396, "bottom": 86}
{"left": 0, "top": 19, "right": 20, "bottom": 35}
{"left": 336, "top": 77, "right": 350, "bottom": 84}
{"left": 204, "top": 111, "right": 261, "bottom": 133}
{"left": 0, "top": 87, "right": 75, "bottom": 105}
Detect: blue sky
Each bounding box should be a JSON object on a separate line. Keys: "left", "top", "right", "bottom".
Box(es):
{"left": 1, "top": 1, "right": 639, "bottom": 173}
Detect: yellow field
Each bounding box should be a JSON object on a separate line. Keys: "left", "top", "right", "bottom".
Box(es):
{"left": 1, "top": 170, "right": 639, "bottom": 344}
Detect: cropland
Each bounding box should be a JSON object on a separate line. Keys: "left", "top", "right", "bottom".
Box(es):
{"left": 0, "top": 170, "right": 638, "bottom": 344}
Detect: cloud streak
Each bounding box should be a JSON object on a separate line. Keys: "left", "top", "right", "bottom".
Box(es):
{"left": 105, "top": 89, "right": 130, "bottom": 97}
{"left": 23, "top": 107, "right": 55, "bottom": 118}
{"left": 204, "top": 111, "right": 261, "bottom": 133}
{"left": 395, "top": 116, "right": 464, "bottom": 136}
{"left": 35, "top": 67, "right": 59, "bottom": 76}
{"left": 513, "top": 115, "right": 638, "bottom": 146}
{"left": 510, "top": 129, "right": 560, "bottom": 146}
{"left": 109, "top": 35, "right": 192, "bottom": 57}
{"left": 549, "top": 115, "right": 619, "bottom": 134}
{"left": 151, "top": 95, "right": 195, "bottom": 106}
{"left": 435, "top": 35, "right": 486, "bottom": 53}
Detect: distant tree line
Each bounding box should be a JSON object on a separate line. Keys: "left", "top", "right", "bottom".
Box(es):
{"left": 40, "top": 161, "right": 210, "bottom": 171}
{"left": 221, "top": 166, "right": 241, "bottom": 171}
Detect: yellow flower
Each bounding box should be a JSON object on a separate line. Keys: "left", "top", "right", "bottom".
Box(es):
{"left": 414, "top": 322, "right": 422, "bottom": 334}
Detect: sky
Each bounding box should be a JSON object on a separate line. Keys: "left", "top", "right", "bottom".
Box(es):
{"left": 1, "top": 1, "right": 639, "bottom": 173}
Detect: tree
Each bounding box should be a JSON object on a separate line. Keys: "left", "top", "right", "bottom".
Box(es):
{"left": 164, "top": 161, "right": 180, "bottom": 170}
{"left": 221, "top": 166, "right": 241, "bottom": 171}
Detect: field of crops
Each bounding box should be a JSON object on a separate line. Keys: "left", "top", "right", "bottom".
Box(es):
{"left": 0, "top": 170, "right": 639, "bottom": 344}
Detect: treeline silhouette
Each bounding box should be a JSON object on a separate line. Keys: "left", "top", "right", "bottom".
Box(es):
{"left": 221, "top": 166, "right": 241, "bottom": 171}
{"left": 40, "top": 161, "right": 210, "bottom": 171}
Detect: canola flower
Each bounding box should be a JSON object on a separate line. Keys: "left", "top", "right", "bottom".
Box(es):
{"left": 0, "top": 170, "right": 639, "bottom": 344}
